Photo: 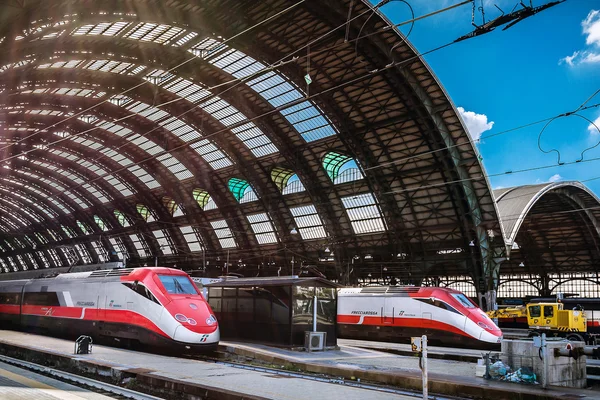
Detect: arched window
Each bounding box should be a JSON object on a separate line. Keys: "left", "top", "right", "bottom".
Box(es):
{"left": 192, "top": 189, "right": 217, "bottom": 211}
{"left": 136, "top": 204, "right": 155, "bottom": 222}
{"left": 114, "top": 210, "right": 130, "bottom": 227}
{"left": 77, "top": 221, "right": 93, "bottom": 235}
{"left": 162, "top": 196, "right": 184, "bottom": 217}
{"left": 271, "top": 167, "right": 305, "bottom": 195}
{"left": 228, "top": 178, "right": 258, "bottom": 203}
{"left": 94, "top": 215, "right": 109, "bottom": 232}
{"left": 61, "top": 225, "right": 75, "bottom": 238}
{"left": 322, "top": 152, "right": 363, "bottom": 184}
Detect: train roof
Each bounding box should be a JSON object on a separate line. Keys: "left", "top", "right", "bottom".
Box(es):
{"left": 0, "top": 266, "right": 186, "bottom": 282}
{"left": 338, "top": 286, "right": 462, "bottom": 295}
{"left": 206, "top": 276, "right": 340, "bottom": 288}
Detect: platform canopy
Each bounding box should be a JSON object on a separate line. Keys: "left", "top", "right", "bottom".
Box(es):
{"left": 494, "top": 182, "right": 600, "bottom": 275}
{"left": 0, "top": 0, "right": 501, "bottom": 283}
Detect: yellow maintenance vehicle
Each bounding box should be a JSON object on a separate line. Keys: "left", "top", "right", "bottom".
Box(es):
{"left": 487, "top": 302, "right": 589, "bottom": 342}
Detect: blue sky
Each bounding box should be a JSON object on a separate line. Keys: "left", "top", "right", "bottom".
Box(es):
{"left": 380, "top": 0, "right": 600, "bottom": 195}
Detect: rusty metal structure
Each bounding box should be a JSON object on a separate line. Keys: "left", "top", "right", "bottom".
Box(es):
{"left": 0, "top": 0, "right": 590, "bottom": 303}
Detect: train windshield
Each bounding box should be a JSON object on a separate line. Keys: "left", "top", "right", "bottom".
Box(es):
{"left": 452, "top": 293, "right": 476, "bottom": 308}
{"left": 158, "top": 275, "right": 199, "bottom": 295}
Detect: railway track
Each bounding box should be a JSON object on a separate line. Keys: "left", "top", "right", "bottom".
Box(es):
{"left": 0, "top": 354, "right": 161, "bottom": 400}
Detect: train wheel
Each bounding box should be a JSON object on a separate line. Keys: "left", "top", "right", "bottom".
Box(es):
{"left": 566, "top": 333, "right": 585, "bottom": 343}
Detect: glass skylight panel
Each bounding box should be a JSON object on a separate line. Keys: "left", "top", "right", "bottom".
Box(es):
{"left": 75, "top": 244, "right": 93, "bottom": 264}
{"left": 61, "top": 225, "right": 75, "bottom": 238}
{"left": 47, "top": 229, "right": 60, "bottom": 242}
{"left": 6, "top": 257, "right": 18, "bottom": 272}
{"left": 189, "top": 140, "right": 232, "bottom": 169}
{"left": 91, "top": 241, "right": 108, "bottom": 262}
{"left": 156, "top": 154, "right": 192, "bottom": 180}
{"left": 174, "top": 31, "right": 198, "bottom": 47}
{"left": 35, "top": 232, "right": 48, "bottom": 244}
{"left": 128, "top": 165, "right": 160, "bottom": 189}
{"left": 16, "top": 255, "right": 28, "bottom": 270}
{"left": 202, "top": 43, "right": 337, "bottom": 142}
{"left": 82, "top": 183, "right": 110, "bottom": 203}
{"left": 210, "top": 220, "right": 236, "bottom": 249}
{"left": 247, "top": 213, "right": 278, "bottom": 244}
{"left": 25, "top": 253, "right": 39, "bottom": 269}
{"left": 179, "top": 226, "right": 204, "bottom": 252}
{"left": 40, "top": 29, "right": 64, "bottom": 40}
{"left": 109, "top": 237, "right": 126, "bottom": 260}
{"left": 0, "top": 258, "right": 8, "bottom": 273}
{"left": 289, "top": 204, "right": 327, "bottom": 240}
{"left": 129, "top": 234, "right": 150, "bottom": 257}
{"left": 341, "top": 193, "right": 387, "bottom": 235}
{"left": 77, "top": 220, "right": 93, "bottom": 235}
{"left": 37, "top": 251, "right": 50, "bottom": 268}
{"left": 153, "top": 230, "right": 174, "bottom": 255}
{"left": 0, "top": 196, "right": 42, "bottom": 222}
{"left": 103, "top": 175, "right": 134, "bottom": 197}
{"left": 93, "top": 215, "right": 108, "bottom": 232}
{"left": 46, "top": 248, "right": 61, "bottom": 266}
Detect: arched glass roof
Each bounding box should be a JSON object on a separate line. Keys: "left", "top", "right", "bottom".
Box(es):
{"left": 0, "top": 0, "right": 502, "bottom": 282}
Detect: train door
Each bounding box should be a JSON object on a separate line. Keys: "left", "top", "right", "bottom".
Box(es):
{"left": 97, "top": 283, "right": 105, "bottom": 334}
{"left": 382, "top": 296, "right": 395, "bottom": 325}
{"left": 422, "top": 311, "right": 433, "bottom": 332}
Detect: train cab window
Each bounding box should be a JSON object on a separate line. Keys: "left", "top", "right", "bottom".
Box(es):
{"left": 529, "top": 305, "right": 541, "bottom": 318}
{"left": 416, "top": 298, "right": 462, "bottom": 315}
{"left": 451, "top": 294, "right": 476, "bottom": 308}
{"left": 158, "top": 275, "right": 199, "bottom": 295}
{"left": 122, "top": 282, "right": 160, "bottom": 305}
{"left": 544, "top": 306, "right": 554, "bottom": 318}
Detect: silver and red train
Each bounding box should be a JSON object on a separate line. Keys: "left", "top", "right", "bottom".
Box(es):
{"left": 0, "top": 267, "right": 219, "bottom": 351}
{"left": 337, "top": 286, "right": 502, "bottom": 347}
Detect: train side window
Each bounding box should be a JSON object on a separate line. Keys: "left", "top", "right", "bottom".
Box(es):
{"left": 0, "top": 292, "right": 20, "bottom": 305}
{"left": 544, "top": 306, "right": 554, "bottom": 318}
{"left": 122, "top": 283, "right": 160, "bottom": 305}
{"left": 23, "top": 291, "right": 60, "bottom": 306}
{"left": 529, "top": 305, "right": 541, "bottom": 318}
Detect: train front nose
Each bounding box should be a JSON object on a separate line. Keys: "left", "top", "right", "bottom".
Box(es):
{"left": 479, "top": 328, "right": 503, "bottom": 344}
{"left": 173, "top": 324, "right": 220, "bottom": 344}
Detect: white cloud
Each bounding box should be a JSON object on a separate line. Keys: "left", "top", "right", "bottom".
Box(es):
{"left": 583, "top": 10, "right": 600, "bottom": 46}
{"left": 548, "top": 174, "right": 562, "bottom": 183}
{"left": 457, "top": 107, "right": 494, "bottom": 141}
{"left": 588, "top": 115, "right": 600, "bottom": 135}
{"left": 560, "top": 10, "right": 600, "bottom": 66}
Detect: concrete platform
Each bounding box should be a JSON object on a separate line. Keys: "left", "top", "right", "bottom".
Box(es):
{"left": 338, "top": 338, "right": 486, "bottom": 362}
{"left": 222, "top": 340, "right": 600, "bottom": 400}
{"left": 0, "top": 360, "right": 113, "bottom": 400}
{"left": 0, "top": 330, "right": 419, "bottom": 400}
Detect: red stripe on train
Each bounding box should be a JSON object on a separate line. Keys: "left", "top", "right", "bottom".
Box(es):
{"left": 337, "top": 314, "right": 476, "bottom": 339}
{"left": 0, "top": 305, "right": 20, "bottom": 315}
{"left": 17, "top": 305, "right": 170, "bottom": 338}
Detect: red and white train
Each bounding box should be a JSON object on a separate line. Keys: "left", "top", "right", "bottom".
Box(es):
{"left": 337, "top": 286, "right": 502, "bottom": 348}
{"left": 0, "top": 267, "right": 219, "bottom": 351}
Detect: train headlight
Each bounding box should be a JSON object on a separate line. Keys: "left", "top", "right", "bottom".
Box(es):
{"left": 187, "top": 318, "right": 197, "bottom": 326}
{"left": 477, "top": 321, "right": 491, "bottom": 330}
{"left": 175, "top": 313, "right": 188, "bottom": 323}
{"left": 189, "top": 303, "right": 198, "bottom": 310}
{"left": 206, "top": 315, "right": 217, "bottom": 325}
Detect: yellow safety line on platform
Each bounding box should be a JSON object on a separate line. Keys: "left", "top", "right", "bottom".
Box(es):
{"left": 0, "top": 366, "right": 92, "bottom": 400}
